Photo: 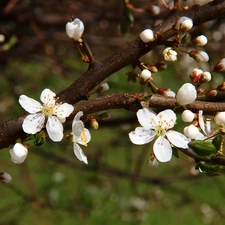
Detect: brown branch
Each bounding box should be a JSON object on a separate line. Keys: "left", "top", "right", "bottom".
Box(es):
{"left": 2, "top": 93, "right": 225, "bottom": 150}
{"left": 1, "top": 1, "right": 225, "bottom": 150}
{"left": 57, "top": 0, "right": 225, "bottom": 104}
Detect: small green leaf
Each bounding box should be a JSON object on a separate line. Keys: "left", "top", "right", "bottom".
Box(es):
{"left": 212, "top": 135, "right": 223, "bottom": 151}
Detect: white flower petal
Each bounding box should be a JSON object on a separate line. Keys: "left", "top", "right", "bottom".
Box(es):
{"left": 137, "top": 108, "right": 157, "bottom": 128}
{"left": 56, "top": 103, "right": 74, "bottom": 118}
{"left": 153, "top": 137, "right": 172, "bottom": 162}
{"left": 72, "top": 120, "right": 84, "bottom": 139}
{"left": 72, "top": 111, "right": 84, "bottom": 127}
{"left": 77, "top": 128, "right": 91, "bottom": 146}
{"left": 157, "top": 109, "right": 176, "bottom": 129}
{"left": 22, "top": 113, "right": 45, "bottom": 134}
{"left": 167, "top": 130, "right": 190, "bottom": 148}
{"left": 19, "top": 95, "right": 42, "bottom": 113}
{"left": 73, "top": 143, "right": 88, "bottom": 164}
{"left": 46, "top": 116, "right": 63, "bottom": 142}
{"left": 129, "top": 127, "right": 155, "bottom": 145}
{"left": 40, "top": 88, "right": 56, "bottom": 105}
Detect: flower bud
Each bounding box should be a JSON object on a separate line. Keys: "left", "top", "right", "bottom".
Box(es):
{"left": 188, "top": 140, "right": 217, "bottom": 156}
{"left": 200, "top": 72, "right": 211, "bottom": 83}
{"left": 139, "top": 69, "right": 151, "bottom": 83}
{"left": 213, "top": 58, "right": 225, "bottom": 72}
{"left": 217, "top": 82, "right": 225, "bottom": 92}
{"left": 181, "top": 110, "right": 195, "bottom": 122}
{"left": 192, "top": 35, "right": 208, "bottom": 46}
{"left": 175, "top": 16, "right": 193, "bottom": 32}
{"left": 214, "top": 112, "right": 225, "bottom": 126}
{"left": 176, "top": 83, "right": 197, "bottom": 106}
{"left": 189, "top": 50, "right": 209, "bottom": 63}
{"left": 9, "top": 143, "right": 28, "bottom": 164}
{"left": 66, "top": 18, "right": 84, "bottom": 41}
{"left": 0, "top": 172, "right": 12, "bottom": 183}
{"left": 96, "top": 83, "right": 109, "bottom": 93}
{"left": 205, "top": 89, "right": 217, "bottom": 97}
{"left": 146, "top": 5, "right": 160, "bottom": 15}
{"left": 158, "top": 88, "right": 175, "bottom": 97}
{"left": 90, "top": 118, "right": 99, "bottom": 129}
{"left": 183, "top": 124, "right": 199, "bottom": 139}
{"left": 189, "top": 68, "right": 203, "bottom": 83}
{"left": 139, "top": 29, "right": 154, "bottom": 43}
{"left": 163, "top": 47, "right": 177, "bottom": 61}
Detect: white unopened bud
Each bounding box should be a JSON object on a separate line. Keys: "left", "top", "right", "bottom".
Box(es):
{"left": 0, "top": 172, "right": 12, "bottom": 183}
{"left": 192, "top": 35, "right": 208, "bottom": 46}
{"left": 9, "top": 143, "right": 28, "bottom": 164}
{"left": 140, "top": 69, "right": 151, "bottom": 83}
{"left": 200, "top": 72, "right": 211, "bottom": 83}
{"left": 163, "top": 47, "right": 177, "bottom": 61}
{"left": 140, "top": 29, "right": 154, "bottom": 43}
{"left": 175, "top": 16, "right": 193, "bottom": 32}
{"left": 150, "top": 5, "right": 160, "bottom": 15}
{"left": 189, "top": 50, "right": 209, "bottom": 63}
{"left": 176, "top": 83, "right": 197, "bottom": 106}
{"left": 66, "top": 18, "right": 84, "bottom": 41}
{"left": 214, "top": 58, "right": 225, "bottom": 72}
{"left": 97, "top": 83, "right": 109, "bottom": 93}
{"left": 182, "top": 110, "right": 195, "bottom": 122}
{"left": 214, "top": 112, "right": 225, "bottom": 126}
{"left": 183, "top": 124, "right": 200, "bottom": 139}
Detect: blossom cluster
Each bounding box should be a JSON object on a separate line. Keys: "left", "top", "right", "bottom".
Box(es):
{"left": 9, "top": 88, "right": 91, "bottom": 169}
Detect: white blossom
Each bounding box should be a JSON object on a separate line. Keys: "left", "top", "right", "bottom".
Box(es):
{"left": 19, "top": 88, "right": 74, "bottom": 142}
{"left": 66, "top": 18, "right": 84, "bottom": 41}
{"left": 175, "top": 16, "right": 193, "bottom": 32}
{"left": 176, "top": 83, "right": 197, "bottom": 106}
{"left": 200, "top": 72, "right": 211, "bottom": 83}
{"left": 72, "top": 111, "right": 91, "bottom": 164}
{"left": 181, "top": 110, "right": 195, "bottom": 122}
{"left": 163, "top": 47, "right": 177, "bottom": 61}
{"left": 183, "top": 124, "right": 200, "bottom": 139}
{"left": 140, "top": 29, "right": 154, "bottom": 43}
{"left": 129, "top": 108, "right": 190, "bottom": 162}
{"left": 9, "top": 143, "right": 28, "bottom": 164}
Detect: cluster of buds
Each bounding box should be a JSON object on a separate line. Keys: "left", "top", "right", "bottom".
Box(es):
{"left": 189, "top": 68, "right": 211, "bottom": 83}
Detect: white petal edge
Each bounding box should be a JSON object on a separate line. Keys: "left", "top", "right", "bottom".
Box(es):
{"left": 153, "top": 137, "right": 172, "bottom": 162}
{"left": 129, "top": 127, "right": 155, "bottom": 145}
{"left": 166, "top": 130, "right": 190, "bottom": 148}
{"left": 46, "top": 116, "right": 63, "bottom": 142}
{"left": 22, "top": 113, "right": 45, "bottom": 134}
{"left": 73, "top": 143, "right": 88, "bottom": 164}
{"left": 40, "top": 88, "right": 56, "bottom": 105}
{"left": 137, "top": 108, "right": 157, "bottom": 128}
{"left": 19, "top": 95, "right": 42, "bottom": 113}
{"left": 56, "top": 103, "right": 74, "bottom": 118}
{"left": 157, "top": 109, "right": 176, "bottom": 129}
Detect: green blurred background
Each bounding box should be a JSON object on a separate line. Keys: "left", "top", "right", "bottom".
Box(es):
{"left": 1, "top": 0, "right": 225, "bottom": 224}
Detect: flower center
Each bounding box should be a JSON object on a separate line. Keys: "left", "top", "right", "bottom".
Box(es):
{"left": 42, "top": 104, "right": 54, "bottom": 117}
{"left": 80, "top": 129, "right": 88, "bottom": 146}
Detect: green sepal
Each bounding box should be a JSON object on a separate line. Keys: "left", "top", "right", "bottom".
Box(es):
{"left": 212, "top": 135, "right": 223, "bottom": 151}
{"left": 188, "top": 140, "right": 217, "bottom": 157}
{"left": 181, "top": 34, "right": 189, "bottom": 45}
{"left": 195, "top": 162, "right": 223, "bottom": 176}
{"left": 33, "top": 131, "right": 46, "bottom": 146}
{"left": 140, "top": 94, "right": 152, "bottom": 102}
